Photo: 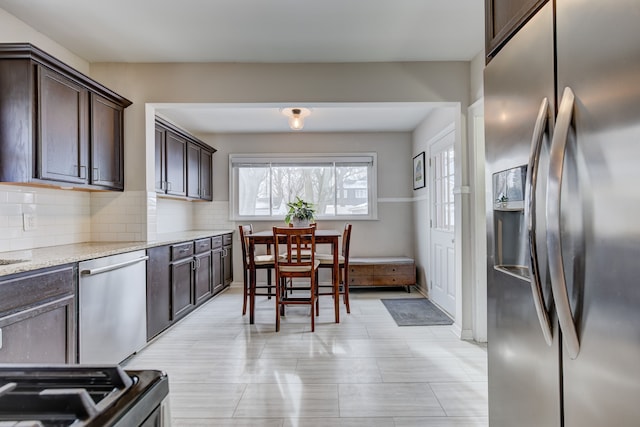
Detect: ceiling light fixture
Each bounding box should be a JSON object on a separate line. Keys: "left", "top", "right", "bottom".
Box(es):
{"left": 282, "top": 107, "right": 310, "bottom": 130}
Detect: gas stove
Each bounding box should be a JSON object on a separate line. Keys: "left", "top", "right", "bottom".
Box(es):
{"left": 0, "top": 365, "right": 169, "bottom": 427}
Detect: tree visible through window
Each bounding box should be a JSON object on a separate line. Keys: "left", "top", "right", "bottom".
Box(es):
{"left": 231, "top": 154, "right": 376, "bottom": 220}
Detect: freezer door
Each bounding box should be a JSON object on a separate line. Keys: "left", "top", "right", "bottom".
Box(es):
{"left": 555, "top": 0, "right": 640, "bottom": 425}
{"left": 485, "top": 3, "right": 561, "bottom": 427}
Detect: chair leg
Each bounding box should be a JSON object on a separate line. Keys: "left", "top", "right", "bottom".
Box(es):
{"left": 342, "top": 267, "right": 350, "bottom": 314}
{"left": 242, "top": 269, "right": 249, "bottom": 315}
{"left": 315, "top": 270, "right": 320, "bottom": 316}
{"left": 275, "top": 274, "right": 281, "bottom": 332}
{"left": 267, "top": 268, "right": 272, "bottom": 299}
{"left": 249, "top": 267, "right": 257, "bottom": 325}
{"left": 310, "top": 275, "right": 316, "bottom": 332}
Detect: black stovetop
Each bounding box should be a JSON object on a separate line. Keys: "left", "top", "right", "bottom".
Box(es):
{"left": 0, "top": 365, "right": 168, "bottom": 427}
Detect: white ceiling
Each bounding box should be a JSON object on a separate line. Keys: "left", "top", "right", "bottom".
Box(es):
{"left": 0, "top": 0, "right": 484, "bottom": 133}
{"left": 156, "top": 103, "right": 443, "bottom": 134}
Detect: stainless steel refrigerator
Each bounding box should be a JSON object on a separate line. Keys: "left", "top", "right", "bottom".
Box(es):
{"left": 485, "top": 1, "right": 640, "bottom": 426}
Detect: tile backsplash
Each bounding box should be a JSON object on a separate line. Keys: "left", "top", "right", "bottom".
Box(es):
{"left": 90, "top": 191, "right": 146, "bottom": 242}
{"left": 0, "top": 184, "right": 230, "bottom": 252}
{"left": 156, "top": 198, "right": 233, "bottom": 234}
{"left": 0, "top": 185, "right": 90, "bottom": 252}
{"left": 156, "top": 197, "right": 194, "bottom": 233}
{"left": 194, "top": 200, "right": 234, "bottom": 230}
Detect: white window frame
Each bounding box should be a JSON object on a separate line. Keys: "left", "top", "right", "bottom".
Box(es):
{"left": 229, "top": 153, "right": 378, "bottom": 221}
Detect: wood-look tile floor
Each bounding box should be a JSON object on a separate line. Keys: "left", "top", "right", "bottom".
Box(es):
{"left": 125, "top": 286, "right": 488, "bottom": 426}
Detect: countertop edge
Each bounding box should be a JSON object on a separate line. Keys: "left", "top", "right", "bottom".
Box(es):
{"left": 0, "top": 229, "right": 235, "bottom": 277}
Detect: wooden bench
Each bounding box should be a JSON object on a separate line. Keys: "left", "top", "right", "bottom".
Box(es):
{"left": 348, "top": 257, "right": 415, "bottom": 293}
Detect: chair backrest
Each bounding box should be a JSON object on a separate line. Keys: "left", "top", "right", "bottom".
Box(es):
{"left": 273, "top": 226, "right": 316, "bottom": 270}
{"left": 238, "top": 224, "right": 253, "bottom": 269}
{"left": 341, "top": 223, "right": 352, "bottom": 263}
{"left": 287, "top": 222, "right": 316, "bottom": 250}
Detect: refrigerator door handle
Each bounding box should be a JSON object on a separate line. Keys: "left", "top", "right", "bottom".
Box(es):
{"left": 525, "top": 97, "right": 553, "bottom": 346}
{"left": 547, "top": 86, "right": 580, "bottom": 359}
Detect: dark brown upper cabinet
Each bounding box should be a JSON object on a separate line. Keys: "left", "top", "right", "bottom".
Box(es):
{"left": 90, "top": 94, "right": 125, "bottom": 190}
{"left": 155, "top": 116, "right": 216, "bottom": 201}
{"left": 187, "top": 142, "right": 201, "bottom": 199}
{"left": 200, "top": 149, "right": 213, "bottom": 201}
{"left": 485, "top": 0, "right": 548, "bottom": 62}
{"left": 0, "top": 43, "right": 131, "bottom": 190}
{"left": 155, "top": 126, "right": 166, "bottom": 193}
{"left": 38, "top": 66, "right": 89, "bottom": 185}
{"left": 165, "top": 131, "right": 187, "bottom": 197}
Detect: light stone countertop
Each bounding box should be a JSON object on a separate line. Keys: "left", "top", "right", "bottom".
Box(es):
{"left": 0, "top": 229, "right": 235, "bottom": 277}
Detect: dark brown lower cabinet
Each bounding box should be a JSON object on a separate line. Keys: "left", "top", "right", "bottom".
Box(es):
{"left": 194, "top": 251, "right": 213, "bottom": 304}
{"left": 171, "top": 257, "right": 195, "bottom": 320}
{"left": 145, "top": 234, "right": 232, "bottom": 341}
{"left": 0, "top": 265, "right": 76, "bottom": 364}
{"left": 223, "top": 240, "right": 233, "bottom": 287}
{"left": 212, "top": 241, "right": 224, "bottom": 295}
{"left": 146, "top": 245, "right": 171, "bottom": 340}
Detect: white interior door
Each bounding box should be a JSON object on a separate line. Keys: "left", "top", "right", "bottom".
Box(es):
{"left": 429, "top": 130, "right": 456, "bottom": 316}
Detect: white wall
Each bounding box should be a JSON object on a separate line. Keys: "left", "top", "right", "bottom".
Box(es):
{"left": 0, "top": 8, "right": 89, "bottom": 73}
{"left": 469, "top": 48, "right": 487, "bottom": 341}
{"left": 411, "top": 108, "right": 458, "bottom": 296}
{"left": 91, "top": 61, "right": 471, "bottom": 191}
{"left": 202, "top": 132, "right": 414, "bottom": 277}
{"left": 91, "top": 61, "right": 470, "bottom": 242}
{"left": 469, "top": 50, "right": 485, "bottom": 104}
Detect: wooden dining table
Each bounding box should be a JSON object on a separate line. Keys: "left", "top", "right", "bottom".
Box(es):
{"left": 246, "top": 229, "right": 342, "bottom": 326}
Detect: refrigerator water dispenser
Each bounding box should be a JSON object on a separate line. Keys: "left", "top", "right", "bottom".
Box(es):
{"left": 493, "top": 165, "right": 529, "bottom": 280}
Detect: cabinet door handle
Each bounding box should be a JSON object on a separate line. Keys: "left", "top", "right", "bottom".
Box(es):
{"left": 93, "top": 167, "right": 99, "bottom": 181}
{"left": 78, "top": 165, "right": 87, "bottom": 179}
{"left": 191, "top": 259, "right": 197, "bottom": 271}
{"left": 167, "top": 182, "right": 172, "bottom": 191}
{"left": 196, "top": 257, "right": 201, "bottom": 269}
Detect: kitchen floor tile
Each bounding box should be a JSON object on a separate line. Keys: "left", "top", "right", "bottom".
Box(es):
{"left": 125, "top": 286, "right": 487, "bottom": 425}
{"left": 339, "top": 383, "right": 446, "bottom": 417}
{"left": 429, "top": 382, "right": 489, "bottom": 417}
{"left": 234, "top": 383, "right": 339, "bottom": 418}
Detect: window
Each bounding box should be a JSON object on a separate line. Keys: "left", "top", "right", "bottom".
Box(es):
{"left": 230, "top": 153, "right": 377, "bottom": 220}
{"left": 432, "top": 146, "right": 455, "bottom": 231}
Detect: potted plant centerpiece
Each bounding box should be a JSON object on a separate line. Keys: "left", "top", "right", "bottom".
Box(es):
{"left": 285, "top": 196, "right": 316, "bottom": 227}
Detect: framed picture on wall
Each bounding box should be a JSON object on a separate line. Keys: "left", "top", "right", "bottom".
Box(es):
{"left": 413, "top": 152, "right": 426, "bottom": 190}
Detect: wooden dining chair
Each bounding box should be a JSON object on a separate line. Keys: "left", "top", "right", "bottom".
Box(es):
{"left": 238, "top": 224, "right": 275, "bottom": 316}
{"left": 315, "top": 223, "right": 352, "bottom": 314}
{"left": 273, "top": 226, "right": 320, "bottom": 332}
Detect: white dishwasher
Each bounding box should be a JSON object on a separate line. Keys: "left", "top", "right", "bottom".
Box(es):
{"left": 79, "top": 250, "right": 148, "bottom": 364}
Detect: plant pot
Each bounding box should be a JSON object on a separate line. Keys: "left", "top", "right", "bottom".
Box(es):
{"left": 291, "top": 218, "right": 310, "bottom": 227}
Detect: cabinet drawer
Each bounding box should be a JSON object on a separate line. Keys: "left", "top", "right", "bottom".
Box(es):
{"left": 371, "top": 275, "right": 414, "bottom": 286}
{"left": 223, "top": 233, "right": 233, "bottom": 246}
{"left": 212, "top": 236, "right": 223, "bottom": 249}
{"left": 171, "top": 242, "right": 194, "bottom": 260}
{"left": 349, "top": 275, "right": 371, "bottom": 286}
{"left": 0, "top": 265, "right": 74, "bottom": 314}
{"left": 349, "top": 265, "right": 373, "bottom": 277}
{"left": 194, "top": 238, "right": 211, "bottom": 253}
{"left": 374, "top": 264, "right": 414, "bottom": 277}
